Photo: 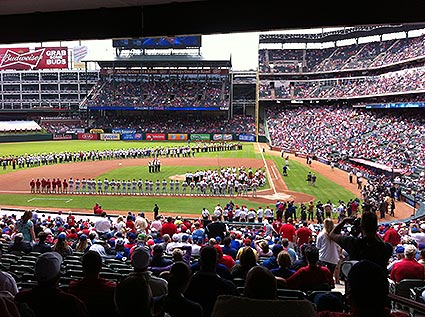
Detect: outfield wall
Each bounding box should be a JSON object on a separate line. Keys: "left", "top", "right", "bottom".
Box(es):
{"left": 0, "top": 132, "right": 259, "bottom": 143}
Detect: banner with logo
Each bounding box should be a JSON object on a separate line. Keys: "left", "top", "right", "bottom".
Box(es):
{"left": 168, "top": 133, "right": 188, "bottom": 141}
{"left": 0, "top": 47, "right": 68, "bottom": 70}
{"left": 238, "top": 134, "right": 256, "bottom": 142}
{"left": 53, "top": 134, "right": 73, "bottom": 140}
{"left": 66, "top": 128, "right": 85, "bottom": 134}
{"left": 145, "top": 133, "right": 166, "bottom": 141}
{"left": 121, "top": 133, "right": 143, "bottom": 140}
{"left": 100, "top": 133, "right": 120, "bottom": 141}
{"left": 112, "top": 128, "right": 137, "bottom": 134}
{"left": 223, "top": 134, "right": 233, "bottom": 141}
{"left": 89, "top": 128, "right": 104, "bottom": 134}
{"left": 212, "top": 134, "right": 223, "bottom": 141}
{"left": 190, "top": 134, "right": 210, "bottom": 141}
{"left": 78, "top": 133, "right": 98, "bottom": 140}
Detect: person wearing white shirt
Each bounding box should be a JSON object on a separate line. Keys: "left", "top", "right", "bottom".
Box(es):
{"left": 316, "top": 218, "right": 341, "bottom": 283}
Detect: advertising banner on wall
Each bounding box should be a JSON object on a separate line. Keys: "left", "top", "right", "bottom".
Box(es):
{"left": 100, "top": 133, "right": 120, "bottom": 141}
{"left": 89, "top": 128, "right": 104, "bottom": 134}
{"left": 53, "top": 134, "right": 73, "bottom": 140}
{"left": 77, "top": 133, "right": 98, "bottom": 140}
{"left": 190, "top": 134, "right": 210, "bottom": 141}
{"left": 121, "top": 133, "right": 143, "bottom": 140}
{"left": 0, "top": 47, "right": 68, "bottom": 70}
{"left": 112, "top": 128, "right": 137, "bottom": 134}
{"left": 145, "top": 133, "right": 166, "bottom": 141}
{"left": 212, "top": 134, "right": 233, "bottom": 141}
{"left": 168, "top": 133, "right": 188, "bottom": 141}
{"left": 238, "top": 134, "right": 256, "bottom": 142}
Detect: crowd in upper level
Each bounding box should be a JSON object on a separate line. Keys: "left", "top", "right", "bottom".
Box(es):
{"left": 259, "top": 34, "right": 425, "bottom": 73}
{"left": 84, "top": 76, "right": 230, "bottom": 110}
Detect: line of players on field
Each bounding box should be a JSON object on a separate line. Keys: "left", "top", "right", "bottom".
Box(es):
{"left": 29, "top": 166, "right": 267, "bottom": 197}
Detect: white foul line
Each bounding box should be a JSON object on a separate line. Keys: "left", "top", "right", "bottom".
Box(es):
{"left": 257, "top": 142, "right": 277, "bottom": 195}
{"left": 26, "top": 197, "right": 73, "bottom": 203}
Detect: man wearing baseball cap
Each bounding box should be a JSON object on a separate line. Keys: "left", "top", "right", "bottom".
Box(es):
{"left": 14, "top": 252, "right": 89, "bottom": 316}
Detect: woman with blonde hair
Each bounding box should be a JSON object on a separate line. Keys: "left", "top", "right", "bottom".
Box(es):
{"left": 316, "top": 218, "right": 340, "bottom": 282}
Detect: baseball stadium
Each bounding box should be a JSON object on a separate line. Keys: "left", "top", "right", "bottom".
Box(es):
{"left": 0, "top": 6, "right": 425, "bottom": 316}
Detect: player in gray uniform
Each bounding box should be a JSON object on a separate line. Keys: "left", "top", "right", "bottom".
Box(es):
{"left": 97, "top": 179, "right": 103, "bottom": 194}
{"left": 162, "top": 179, "right": 168, "bottom": 195}
{"left": 103, "top": 178, "right": 109, "bottom": 195}
{"left": 75, "top": 178, "right": 80, "bottom": 194}
{"left": 120, "top": 179, "right": 126, "bottom": 195}
{"left": 169, "top": 180, "right": 174, "bottom": 195}
{"left": 137, "top": 178, "right": 143, "bottom": 195}
{"left": 81, "top": 178, "right": 87, "bottom": 194}
{"left": 68, "top": 178, "right": 74, "bottom": 194}
{"left": 149, "top": 180, "right": 154, "bottom": 195}
{"left": 181, "top": 180, "right": 188, "bottom": 195}
{"left": 175, "top": 180, "right": 180, "bottom": 195}
{"left": 155, "top": 179, "right": 161, "bottom": 195}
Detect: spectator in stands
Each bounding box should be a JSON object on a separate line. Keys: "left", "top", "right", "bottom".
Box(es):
{"left": 0, "top": 248, "right": 18, "bottom": 295}
{"left": 205, "top": 215, "right": 228, "bottom": 241}
{"left": 270, "top": 250, "right": 295, "bottom": 279}
{"left": 68, "top": 250, "right": 117, "bottom": 317}
{"left": 156, "top": 261, "right": 203, "bottom": 317}
{"left": 16, "top": 210, "right": 36, "bottom": 243}
{"left": 8, "top": 233, "right": 32, "bottom": 254}
{"left": 284, "top": 245, "right": 334, "bottom": 292}
{"left": 262, "top": 244, "right": 284, "bottom": 270}
{"left": 213, "top": 244, "right": 235, "bottom": 271}
{"left": 14, "top": 252, "right": 89, "bottom": 316}
{"left": 317, "top": 260, "right": 409, "bottom": 317}
{"left": 150, "top": 244, "right": 173, "bottom": 268}
{"left": 329, "top": 212, "right": 393, "bottom": 270}
{"left": 161, "top": 217, "right": 178, "bottom": 237}
{"left": 32, "top": 231, "right": 52, "bottom": 253}
{"left": 222, "top": 236, "right": 237, "bottom": 260}
{"left": 390, "top": 244, "right": 425, "bottom": 283}
{"left": 74, "top": 234, "right": 90, "bottom": 253}
{"left": 114, "top": 272, "right": 154, "bottom": 317}
{"left": 129, "top": 245, "right": 168, "bottom": 297}
{"left": 211, "top": 265, "right": 316, "bottom": 317}
{"left": 316, "top": 218, "right": 341, "bottom": 280}
{"left": 231, "top": 246, "right": 258, "bottom": 279}
{"left": 383, "top": 223, "right": 401, "bottom": 247}
{"left": 52, "top": 232, "right": 73, "bottom": 257}
{"left": 185, "top": 246, "right": 238, "bottom": 317}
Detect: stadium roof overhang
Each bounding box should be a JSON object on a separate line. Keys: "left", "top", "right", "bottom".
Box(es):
{"left": 0, "top": 1, "right": 425, "bottom": 44}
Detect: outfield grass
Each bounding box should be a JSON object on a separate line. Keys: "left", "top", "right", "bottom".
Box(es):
{"left": 267, "top": 153, "right": 358, "bottom": 204}
{"left": 0, "top": 140, "right": 359, "bottom": 215}
{"left": 0, "top": 140, "right": 254, "bottom": 157}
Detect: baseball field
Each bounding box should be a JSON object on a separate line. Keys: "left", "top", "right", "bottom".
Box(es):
{"left": 0, "top": 140, "right": 408, "bottom": 220}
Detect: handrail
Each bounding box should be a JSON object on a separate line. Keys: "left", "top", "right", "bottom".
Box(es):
{"left": 388, "top": 293, "right": 425, "bottom": 314}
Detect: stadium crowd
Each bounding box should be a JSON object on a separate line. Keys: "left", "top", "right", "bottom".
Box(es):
{"left": 0, "top": 198, "right": 423, "bottom": 316}
{"left": 84, "top": 75, "right": 230, "bottom": 110}
{"left": 260, "top": 65, "right": 425, "bottom": 100}
{"left": 259, "top": 34, "right": 425, "bottom": 73}
{"left": 266, "top": 104, "right": 425, "bottom": 203}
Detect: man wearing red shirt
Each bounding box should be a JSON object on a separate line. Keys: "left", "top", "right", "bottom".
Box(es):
{"left": 35, "top": 178, "right": 41, "bottom": 193}
{"left": 67, "top": 212, "right": 76, "bottom": 227}
{"left": 383, "top": 224, "right": 401, "bottom": 247}
{"left": 161, "top": 216, "right": 178, "bottom": 237}
{"left": 279, "top": 217, "right": 296, "bottom": 249}
{"left": 68, "top": 251, "right": 117, "bottom": 317}
{"left": 285, "top": 245, "right": 334, "bottom": 292}
{"left": 30, "top": 179, "right": 35, "bottom": 193}
{"left": 296, "top": 221, "right": 313, "bottom": 248}
{"left": 390, "top": 244, "right": 425, "bottom": 283}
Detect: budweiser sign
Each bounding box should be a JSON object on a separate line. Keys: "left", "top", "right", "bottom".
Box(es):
{"left": 0, "top": 47, "right": 68, "bottom": 70}
{"left": 0, "top": 48, "right": 45, "bottom": 69}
